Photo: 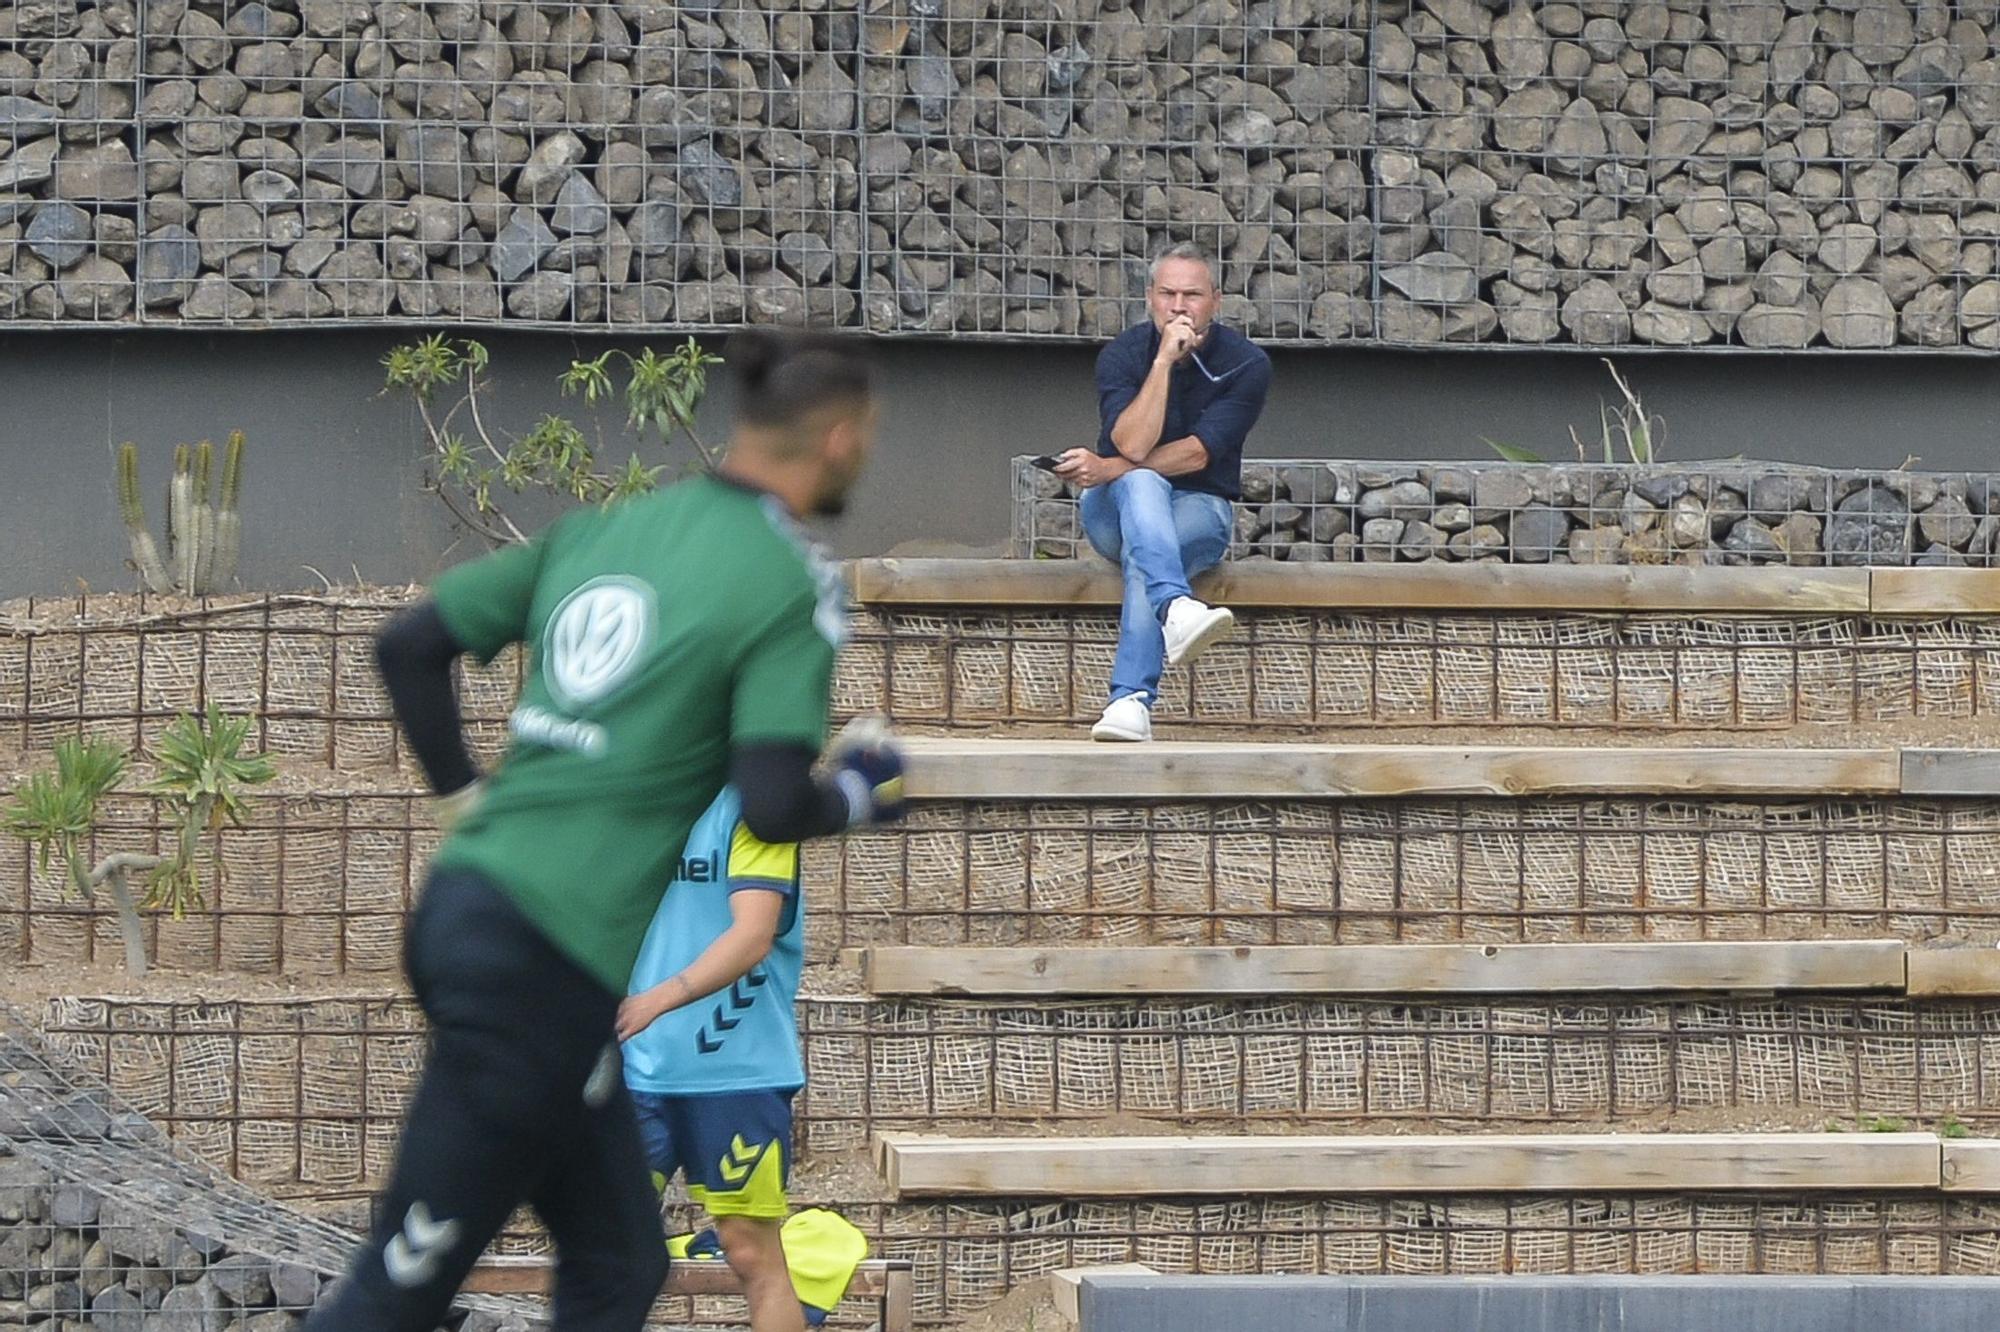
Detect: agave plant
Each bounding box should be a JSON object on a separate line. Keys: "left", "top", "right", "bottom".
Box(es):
{"left": 143, "top": 702, "right": 277, "bottom": 920}
{"left": 3, "top": 707, "right": 274, "bottom": 976}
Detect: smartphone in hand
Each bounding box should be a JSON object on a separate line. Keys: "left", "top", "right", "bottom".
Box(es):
{"left": 1030, "top": 454, "right": 1065, "bottom": 472}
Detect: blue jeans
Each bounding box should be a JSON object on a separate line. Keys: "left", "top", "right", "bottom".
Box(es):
{"left": 1079, "top": 470, "right": 1234, "bottom": 706}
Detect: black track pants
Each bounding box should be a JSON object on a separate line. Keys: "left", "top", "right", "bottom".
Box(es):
{"left": 303, "top": 869, "right": 668, "bottom": 1331}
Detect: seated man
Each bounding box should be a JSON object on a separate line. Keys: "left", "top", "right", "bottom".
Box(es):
{"left": 616, "top": 783, "right": 813, "bottom": 1332}
{"left": 1054, "top": 242, "right": 1273, "bottom": 742}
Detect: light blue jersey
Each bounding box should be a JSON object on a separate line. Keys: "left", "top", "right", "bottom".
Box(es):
{"left": 622, "top": 786, "right": 806, "bottom": 1094}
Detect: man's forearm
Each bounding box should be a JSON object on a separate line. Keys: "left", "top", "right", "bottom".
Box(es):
{"left": 1108, "top": 361, "right": 1174, "bottom": 461}
{"left": 1140, "top": 437, "right": 1210, "bottom": 478}
{"left": 646, "top": 923, "right": 774, "bottom": 1014}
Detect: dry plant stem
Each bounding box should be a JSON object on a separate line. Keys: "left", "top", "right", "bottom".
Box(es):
{"left": 95, "top": 851, "right": 166, "bottom": 977}
{"left": 417, "top": 381, "right": 527, "bottom": 546}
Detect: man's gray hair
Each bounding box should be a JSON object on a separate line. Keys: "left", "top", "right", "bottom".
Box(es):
{"left": 1150, "top": 241, "right": 1218, "bottom": 289}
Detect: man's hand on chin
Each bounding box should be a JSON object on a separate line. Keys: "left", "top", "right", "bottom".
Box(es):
{"left": 1053, "top": 448, "right": 1131, "bottom": 489}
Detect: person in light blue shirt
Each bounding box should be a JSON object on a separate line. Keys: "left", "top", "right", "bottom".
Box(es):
{"left": 617, "top": 784, "right": 807, "bottom": 1332}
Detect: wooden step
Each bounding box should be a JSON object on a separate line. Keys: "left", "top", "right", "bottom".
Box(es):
{"left": 900, "top": 739, "right": 1906, "bottom": 800}
{"left": 48, "top": 990, "right": 2000, "bottom": 1190}
{"left": 873, "top": 1131, "right": 1947, "bottom": 1199}
{"left": 464, "top": 1256, "right": 914, "bottom": 1331}
{"left": 855, "top": 559, "right": 2000, "bottom": 617}
{"left": 851, "top": 559, "right": 1877, "bottom": 613}
{"left": 856, "top": 940, "right": 1912, "bottom": 997}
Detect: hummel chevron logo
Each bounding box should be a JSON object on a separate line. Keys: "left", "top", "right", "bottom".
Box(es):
{"left": 382, "top": 1200, "right": 460, "bottom": 1289}
{"left": 711, "top": 1003, "right": 741, "bottom": 1032}
{"left": 717, "top": 1134, "right": 764, "bottom": 1184}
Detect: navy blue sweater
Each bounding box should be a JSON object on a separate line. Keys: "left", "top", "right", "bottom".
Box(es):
{"left": 1093, "top": 322, "right": 1273, "bottom": 501}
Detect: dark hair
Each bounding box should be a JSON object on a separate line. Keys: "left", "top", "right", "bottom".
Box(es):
{"left": 726, "top": 329, "right": 876, "bottom": 429}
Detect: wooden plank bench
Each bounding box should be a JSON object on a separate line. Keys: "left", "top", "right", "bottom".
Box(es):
{"left": 856, "top": 940, "right": 1912, "bottom": 998}
{"left": 873, "top": 1131, "right": 1944, "bottom": 1199}
{"left": 899, "top": 738, "right": 1905, "bottom": 800}
{"left": 464, "top": 1255, "right": 914, "bottom": 1332}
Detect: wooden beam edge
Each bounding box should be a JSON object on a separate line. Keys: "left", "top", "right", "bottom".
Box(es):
{"left": 1871, "top": 568, "right": 2000, "bottom": 616}
{"left": 1944, "top": 1140, "right": 2000, "bottom": 1191}
{"left": 873, "top": 1132, "right": 1948, "bottom": 1197}
{"left": 861, "top": 941, "right": 1911, "bottom": 999}
{"left": 851, "top": 559, "right": 1873, "bottom": 613}
{"left": 901, "top": 741, "right": 1905, "bottom": 800}
{"left": 1908, "top": 947, "right": 2000, "bottom": 998}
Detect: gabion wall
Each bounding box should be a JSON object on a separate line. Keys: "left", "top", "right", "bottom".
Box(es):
{"left": 9, "top": 0, "right": 2000, "bottom": 347}
{"left": 1018, "top": 458, "right": 2000, "bottom": 562}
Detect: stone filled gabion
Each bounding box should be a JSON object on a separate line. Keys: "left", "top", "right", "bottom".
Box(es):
{"left": 4, "top": 0, "right": 2000, "bottom": 344}
{"left": 1016, "top": 457, "right": 2000, "bottom": 565}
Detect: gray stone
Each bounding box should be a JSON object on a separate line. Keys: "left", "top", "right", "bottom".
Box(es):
{"left": 0, "top": 137, "right": 59, "bottom": 192}
{"left": 1724, "top": 518, "right": 1788, "bottom": 564}
{"left": 626, "top": 199, "right": 683, "bottom": 255}
{"left": 1433, "top": 503, "right": 1474, "bottom": 533}
{"left": 0, "top": 96, "right": 60, "bottom": 139}
{"left": 1257, "top": 503, "right": 1305, "bottom": 536}
{"left": 90, "top": 1285, "right": 145, "bottom": 1332}
{"left": 777, "top": 231, "right": 832, "bottom": 284}
{"left": 140, "top": 225, "right": 201, "bottom": 305}
{"left": 1827, "top": 484, "right": 1913, "bottom": 565}
{"left": 1359, "top": 517, "right": 1405, "bottom": 562}
{"left": 1920, "top": 496, "right": 1978, "bottom": 548}
{"left": 1753, "top": 251, "right": 1809, "bottom": 306}
{"left": 1568, "top": 525, "right": 1625, "bottom": 564}
{"left": 515, "top": 130, "right": 584, "bottom": 204}
{"left": 56, "top": 254, "right": 132, "bottom": 318}
{"left": 179, "top": 273, "right": 255, "bottom": 321}
{"left": 1282, "top": 465, "right": 1349, "bottom": 507}
{"left": 1380, "top": 252, "right": 1477, "bottom": 304}
{"left": 24, "top": 201, "right": 91, "bottom": 267}
{"left": 548, "top": 173, "right": 608, "bottom": 235}
{"left": 270, "top": 1260, "right": 322, "bottom": 1308}
{"left": 54, "top": 141, "right": 139, "bottom": 201}
{"left": 1750, "top": 471, "right": 1824, "bottom": 515}
{"left": 491, "top": 208, "right": 556, "bottom": 283}
{"left": 155, "top": 1278, "right": 229, "bottom": 1332}
{"left": 1358, "top": 479, "right": 1435, "bottom": 523}
{"left": 1560, "top": 280, "right": 1631, "bottom": 344}
{"left": 506, "top": 269, "right": 573, "bottom": 319}
{"left": 303, "top": 139, "right": 383, "bottom": 196}
{"left": 1472, "top": 469, "right": 1536, "bottom": 521}
{"left": 1308, "top": 506, "right": 1351, "bottom": 543}
{"left": 1821, "top": 277, "right": 1896, "bottom": 349}
{"left": 241, "top": 169, "right": 299, "bottom": 205}
{"left": 1738, "top": 299, "right": 1822, "bottom": 348}
{"left": 676, "top": 141, "right": 747, "bottom": 216}
{"left": 203, "top": 1254, "right": 272, "bottom": 1306}
{"left": 1399, "top": 521, "right": 1446, "bottom": 560}
{"left": 1509, "top": 506, "right": 1572, "bottom": 561}
{"left": 799, "top": 57, "right": 857, "bottom": 132}
{"left": 317, "top": 245, "right": 391, "bottom": 315}
{"left": 1494, "top": 87, "right": 1566, "bottom": 152}
{"left": 1633, "top": 302, "right": 1713, "bottom": 345}
{"left": 1817, "top": 223, "right": 1879, "bottom": 275}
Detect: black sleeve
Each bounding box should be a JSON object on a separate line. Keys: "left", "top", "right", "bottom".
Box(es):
{"left": 374, "top": 600, "right": 480, "bottom": 797}
{"left": 731, "top": 741, "right": 851, "bottom": 843}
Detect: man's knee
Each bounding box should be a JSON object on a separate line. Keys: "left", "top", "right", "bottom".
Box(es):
{"left": 1108, "top": 467, "right": 1171, "bottom": 499}
{"left": 715, "top": 1215, "right": 788, "bottom": 1282}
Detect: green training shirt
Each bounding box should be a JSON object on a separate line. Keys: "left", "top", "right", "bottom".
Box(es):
{"left": 427, "top": 473, "right": 845, "bottom": 991}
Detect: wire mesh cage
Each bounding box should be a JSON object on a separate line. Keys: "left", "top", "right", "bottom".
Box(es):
{"left": 1015, "top": 458, "right": 2000, "bottom": 564}
{"left": 7, "top": 0, "right": 2000, "bottom": 347}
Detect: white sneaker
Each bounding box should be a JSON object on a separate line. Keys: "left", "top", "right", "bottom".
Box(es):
{"left": 1161, "top": 596, "right": 1236, "bottom": 668}
{"left": 1091, "top": 693, "right": 1153, "bottom": 742}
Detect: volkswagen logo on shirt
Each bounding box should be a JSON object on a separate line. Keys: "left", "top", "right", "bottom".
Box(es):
{"left": 543, "top": 575, "right": 656, "bottom": 710}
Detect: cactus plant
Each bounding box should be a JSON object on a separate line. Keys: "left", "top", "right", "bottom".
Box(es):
{"left": 117, "top": 430, "right": 245, "bottom": 594}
